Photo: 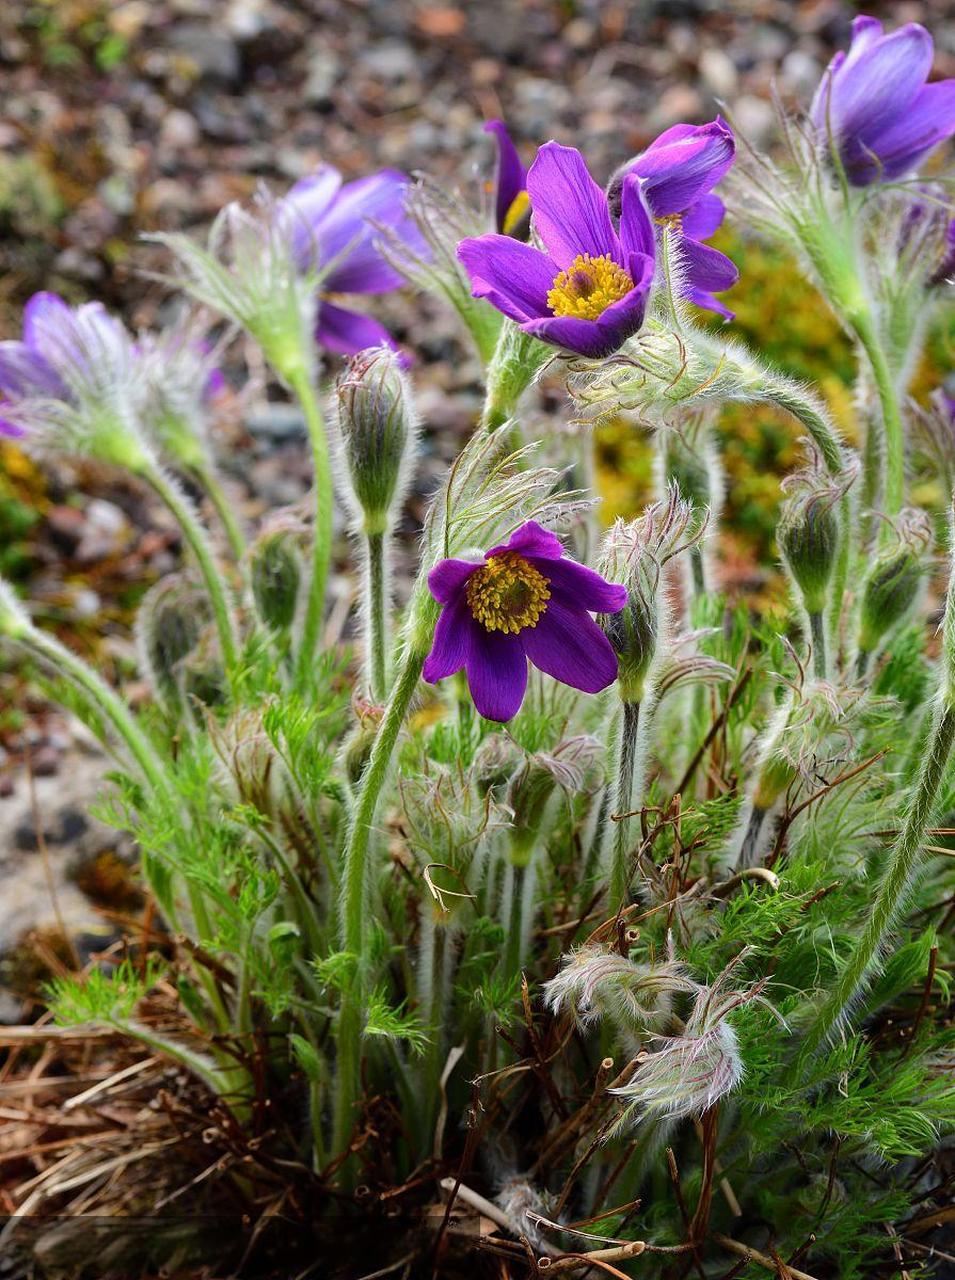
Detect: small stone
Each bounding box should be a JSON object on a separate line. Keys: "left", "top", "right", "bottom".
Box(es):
{"left": 361, "top": 41, "right": 418, "bottom": 82}
{"left": 304, "top": 48, "right": 340, "bottom": 104}
{"left": 30, "top": 745, "right": 60, "bottom": 778}
{"left": 733, "top": 95, "right": 777, "bottom": 148}
{"left": 699, "top": 47, "right": 739, "bottom": 99}
{"left": 166, "top": 25, "right": 241, "bottom": 83}
{"left": 160, "top": 108, "right": 200, "bottom": 151}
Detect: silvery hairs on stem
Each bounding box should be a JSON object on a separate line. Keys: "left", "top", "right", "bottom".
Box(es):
{"left": 148, "top": 188, "right": 320, "bottom": 384}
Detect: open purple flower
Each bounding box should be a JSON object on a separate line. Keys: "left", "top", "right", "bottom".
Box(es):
{"left": 484, "top": 120, "right": 530, "bottom": 239}
{"left": 811, "top": 16, "right": 955, "bottom": 186}
{"left": 423, "top": 520, "right": 628, "bottom": 722}
{"left": 609, "top": 119, "right": 738, "bottom": 319}
{"left": 280, "top": 166, "right": 427, "bottom": 357}
{"left": 458, "top": 143, "right": 655, "bottom": 359}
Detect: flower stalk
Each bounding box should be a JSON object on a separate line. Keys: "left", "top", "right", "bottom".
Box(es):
{"left": 288, "top": 367, "right": 334, "bottom": 688}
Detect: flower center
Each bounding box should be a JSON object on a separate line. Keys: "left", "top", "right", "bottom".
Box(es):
{"left": 546, "top": 253, "right": 633, "bottom": 321}
{"left": 466, "top": 551, "right": 551, "bottom": 634}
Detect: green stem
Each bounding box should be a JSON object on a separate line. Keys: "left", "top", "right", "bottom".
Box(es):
{"left": 609, "top": 700, "right": 642, "bottom": 908}
{"left": 288, "top": 368, "right": 334, "bottom": 687}
{"left": 851, "top": 311, "right": 905, "bottom": 521}
{"left": 194, "top": 463, "right": 247, "bottom": 562}
{"left": 800, "top": 700, "right": 955, "bottom": 1061}
{"left": 332, "top": 631, "right": 432, "bottom": 1168}
{"left": 503, "top": 861, "right": 527, "bottom": 977}
{"left": 139, "top": 461, "right": 241, "bottom": 682}
{"left": 809, "top": 611, "right": 827, "bottom": 681}
{"left": 366, "top": 530, "right": 388, "bottom": 702}
{"left": 23, "top": 626, "right": 171, "bottom": 800}
{"left": 690, "top": 547, "right": 706, "bottom": 596}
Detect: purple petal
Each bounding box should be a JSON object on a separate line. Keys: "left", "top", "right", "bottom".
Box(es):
{"left": 23, "top": 291, "right": 72, "bottom": 350}
{"left": 526, "top": 142, "right": 621, "bottom": 269}
{"left": 458, "top": 235, "right": 555, "bottom": 323}
{"left": 687, "top": 287, "right": 735, "bottom": 320}
{"left": 619, "top": 175, "right": 656, "bottom": 260}
{"left": 682, "top": 194, "right": 725, "bottom": 242}
{"left": 427, "top": 556, "right": 480, "bottom": 605}
{"left": 423, "top": 594, "right": 472, "bottom": 682}
{"left": 0, "top": 341, "right": 66, "bottom": 399}
{"left": 0, "top": 410, "right": 24, "bottom": 439}
{"left": 316, "top": 170, "right": 423, "bottom": 294}
{"left": 846, "top": 80, "right": 955, "bottom": 183}
{"left": 522, "top": 598, "right": 619, "bottom": 694}
{"left": 280, "top": 166, "right": 344, "bottom": 270}
{"left": 488, "top": 520, "right": 566, "bottom": 562}
{"left": 485, "top": 120, "right": 528, "bottom": 236}
{"left": 316, "top": 301, "right": 400, "bottom": 358}
{"left": 628, "top": 119, "right": 735, "bottom": 217}
{"left": 533, "top": 558, "right": 628, "bottom": 613}
{"left": 466, "top": 626, "right": 528, "bottom": 721}
{"left": 816, "top": 22, "right": 933, "bottom": 145}
{"left": 681, "top": 238, "right": 738, "bottom": 293}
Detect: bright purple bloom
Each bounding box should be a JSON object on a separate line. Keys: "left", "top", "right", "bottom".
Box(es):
{"left": 423, "top": 520, "right": 628, "bottom": 722}
{"left": 811, "top": 16, "right": 955, "bottom": 186}
{"left": 458, "top": 143, "right": 656, "bottom": 359}
{"left": 484, "top": 120, "right": 530, "bottom": 239}
{"left": 0, "top": 292, "right": 128, "bottom": 438}
{"left": 280, "top": 166, "right": 428, "bottom": 358}
{"left": 609, "top": 119, "right": 738, "bottom": 319}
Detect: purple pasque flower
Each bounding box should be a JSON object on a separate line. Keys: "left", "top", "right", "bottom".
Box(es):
{"left": 0, "top": 292, "right": 133, "bottom": 441}
{"left": 810, "top": 15, "right": 955, "bottom": 186}
{"left": 484, "top": 120, "right": 530, "bottom": 239}
{"left": 423, "top": 520, "right": 628, "bottom": 722}
{"left": 458, "top": 143, "right": 656, "bottom": 359}
{"left": 609, "top": 119, "right": 738, "bottom": 320}
{"left": 280, "top": 165, "right": 427, "bottom": 358}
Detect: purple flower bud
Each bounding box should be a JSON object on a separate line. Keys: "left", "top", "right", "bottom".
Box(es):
{"left": 811, "top": 15, "right": 955, "bottom": 186}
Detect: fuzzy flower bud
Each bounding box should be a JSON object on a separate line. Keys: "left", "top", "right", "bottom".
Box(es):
{"left": 249, "top": 522, "right": 304, "bottom": 633}
{"left": 507, "top": 736, "right": 602, "bottom": 866}
{"left": 134, "top": 574, "right": 211, "bottom": 710}
{"left": 544, "top": 946, "right": 697, "bottom": 1034}
{"left": 778, "top": 441, "right": 856, "bottom": 615}
{"left": 334, "top": 346, "right": 417, "bottom": 535}
{"left": 858, "top": 509, "right": 932, "bottom": 659}
{"left": 598, "top": 484, "right": 705, "bottom": 702}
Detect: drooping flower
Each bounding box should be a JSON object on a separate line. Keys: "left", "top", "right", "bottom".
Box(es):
{"left": 810, "top": 15, "right": 955, "bottom": 186}
{"left": 0, "top": 292, "right": 148, "bottom": 467}
{"left": 458, "top": 142, "right": 656, "bottom": 359}
{"left": 423, "top": 519, "right": 628, "bottom": 722}
{"left": 484, "top": 120, "right": 530, "bottom": 239}
{"left": 608, "top": 119, "right": 738, "bottom": 319}
{"left": 279, "top": 165, "right": 427, "bottom": 358}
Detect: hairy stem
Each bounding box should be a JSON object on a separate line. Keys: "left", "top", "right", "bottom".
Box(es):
{"left": 194, "top": 463, "right": 247, "bottom": 563}
{"left": 365, "top": 530, "right": 388, "bottom": 702}
{"left": 139, "top": 461, "right": 241, "bottom": 682}
{"left": 850, "top": 311, "right": 905, "bottom": 522}
{"left": 800, "top": 700, "right": 955, "bottom": 1060}
{"left": 332, "top": 628, "right": 432, "bottom": 1169}
{"left": 809, "top": 611, "right": 827, "bottom": 681}
{"left": 288, "top": 367, "right": 334, "bottom": 687}
{"left": 609, "top": 700, "right": 642, "bottom": 907}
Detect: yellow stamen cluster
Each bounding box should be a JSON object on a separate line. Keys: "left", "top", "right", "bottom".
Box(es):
{"left": 466, "top": 551, "right": 551, "bottom": 634}
{"left": 546, "top": 253, "right": 633, "bottom": 321}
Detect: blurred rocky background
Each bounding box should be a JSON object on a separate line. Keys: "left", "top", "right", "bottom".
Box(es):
{"left": 0, "top": 0, "right": 952, "bottom": 981}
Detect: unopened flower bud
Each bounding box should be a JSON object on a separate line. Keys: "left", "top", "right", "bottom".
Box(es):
{"left": 507, "top": 736, "right": 602, "bottom": 865}
{"left": 598, "top": 485, "right": 703, "bottom": 702}
{"left": 249, "top": 525, "right": 303, "bottom": 633}
{"left": 858, "top": 509, "right": 931, "bottom": 659}
{"left": 135, "top": 574, "right": 210, "bottom": 709}
{"left": 777, "top": 443, "right": 855, "bottom": 616}
{"left": 343, "top": 697, "right": 384, "bottom": 786}
{"left": 335, "top": 346, "right": 417, "bottom": 534}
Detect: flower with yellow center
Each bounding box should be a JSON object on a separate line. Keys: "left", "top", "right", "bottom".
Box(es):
{"left": 465, "top": 551, "right": 551, "bottom": 634}
{"left": 546, "top": 254, "right": 634, "bottom": 321}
